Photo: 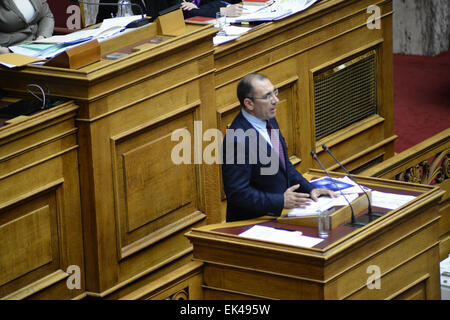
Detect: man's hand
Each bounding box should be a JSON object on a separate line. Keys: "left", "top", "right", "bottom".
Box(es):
{"left": 310, "top": 188, "right": 338, "bottom": 201}
{"left": 283, "top": 184, "right": 312, "bottom": 209}
{"left": 181, "top": 0, "right": 198, "bottom": 11}
{"left": 222, "top": 4, "right": 243, "bottom": 17}
{"left": 0, "top": 46, "right": 10, "bottom": 54}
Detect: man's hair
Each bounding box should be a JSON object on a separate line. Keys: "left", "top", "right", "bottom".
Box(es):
{"left": 237, "top": 73, "right": 268, "bottom": 107}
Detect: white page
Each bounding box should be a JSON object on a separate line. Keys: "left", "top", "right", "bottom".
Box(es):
{"left": 239, "top": 225, "right": 323, "bottom": 248}
{"left": 371, "top": 191, "right": 416, "bottom": 210}
{"left": 286, "top": 193, "right": 358, "bottom": 217}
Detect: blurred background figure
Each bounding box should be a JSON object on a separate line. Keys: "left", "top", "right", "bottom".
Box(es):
{"left": 96, "top": 0, "right": 179, "bottom": 24}
{"left": 0, "top": 0, "right": 55, "bottom": 53}
{"left": 181, "top": 0, "right": 242, "bottom": 19}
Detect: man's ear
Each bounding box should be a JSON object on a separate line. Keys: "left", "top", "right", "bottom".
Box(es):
{"left": 243, "top": 97, "right": 254, "bottom": 111}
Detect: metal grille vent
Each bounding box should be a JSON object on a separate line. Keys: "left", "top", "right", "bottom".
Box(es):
{"left": 314, "top": 51, "right": 378, "bottom": 140}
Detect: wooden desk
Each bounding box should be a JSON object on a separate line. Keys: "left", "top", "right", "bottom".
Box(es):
{"left": 0, "top": 20, "right": 219, "bottom": 299}
{"left": 0, "top": 100, "right": 84, "bottom": 299}
{"left": 186, "top": 174, "right": 444, "bottom": 299}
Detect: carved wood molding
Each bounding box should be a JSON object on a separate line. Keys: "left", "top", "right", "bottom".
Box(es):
{"left": 396, "top": 149, "right": 449, "bottom": 185}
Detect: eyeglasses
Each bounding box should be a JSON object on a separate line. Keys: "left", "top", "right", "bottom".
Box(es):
{"left": 248, "top": 88, "right": 279, "bottom": 101}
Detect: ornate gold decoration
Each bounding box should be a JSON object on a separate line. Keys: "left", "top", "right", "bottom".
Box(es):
{"left": 396, "top": 149, "right": 449, "bottom": 185}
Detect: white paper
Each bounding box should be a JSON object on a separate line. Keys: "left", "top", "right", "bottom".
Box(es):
{"left": 233, "top": 0, "right": 318, "bottom": 23}
{"left": 287, "top": 193, "right": 359, "bottom": 217}
{"left": 371, "top": 191, "right": 416, "bottom": 210}
{"left": 213, "top": 35, "right": 239, "bottom": 45}
{"left": 239, "top": 225, "right": 323, "bottom": 247}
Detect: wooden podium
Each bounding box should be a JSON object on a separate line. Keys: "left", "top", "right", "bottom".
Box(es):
{"left": 186, "top": 172, "right": 444, "bottom": 300}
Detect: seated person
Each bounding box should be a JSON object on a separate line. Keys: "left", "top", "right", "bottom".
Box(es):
{"left": 0, "top": 0, "right": 54, "bottom": 53}
{"left": 96, "top": 0, "right": 178, "bottom": 24}
{"left": 181, "top": 0, "right": 242, "bottom": 19}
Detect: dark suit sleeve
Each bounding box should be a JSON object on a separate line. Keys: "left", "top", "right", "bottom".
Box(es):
{"left": 222, "top": 134, "right": 285, "bottom": 220}
{"left": 182, "top": 0, "right": 225, "bottom": 18}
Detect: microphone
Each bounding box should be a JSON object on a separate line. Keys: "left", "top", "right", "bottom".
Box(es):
{"left": 322, "top": 144, "right": 384, "bottom": 222}
{"left": 71, "top": 0, "right": 152, "bottom": 27}
{"left": 311, "top": 151, "right": 365, "bottom": 227}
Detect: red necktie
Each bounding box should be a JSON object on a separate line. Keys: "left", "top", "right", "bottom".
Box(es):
{"left": 266, "top": 120, "right": 286, "bottom": 169}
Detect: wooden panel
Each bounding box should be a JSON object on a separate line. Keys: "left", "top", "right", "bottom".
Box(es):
{"left": 0, "top": 101, "right": 84, "bottom": 299}
{"left": 111, "top": 108, "right": 201, "bottom": 259}
{"left": 122, "top": 134, "right": 195, "bottom": 231}
{"left": 203, "top": 264, "right": 323, "bottom": 300}
{"left": 0, "top": 205, "right": 52, "bottom": 287}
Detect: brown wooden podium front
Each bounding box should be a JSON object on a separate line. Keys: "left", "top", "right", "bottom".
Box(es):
{"left": 186, "top": 174, "right": 444, "bottom": 300}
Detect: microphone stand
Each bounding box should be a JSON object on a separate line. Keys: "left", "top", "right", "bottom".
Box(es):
{"left": 311, "top": 151, "right": 366, "bottom": 228}
{"left": 322, "top": 144, "right": 385, "bottom": 222}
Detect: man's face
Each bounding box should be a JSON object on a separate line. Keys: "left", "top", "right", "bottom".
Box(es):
{"left": 244, "top": 78, "right": 279, "bottom": 120}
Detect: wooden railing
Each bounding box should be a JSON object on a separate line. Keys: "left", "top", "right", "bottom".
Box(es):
{"left": 361, "top": 128, "right": 450, "bottom": 261}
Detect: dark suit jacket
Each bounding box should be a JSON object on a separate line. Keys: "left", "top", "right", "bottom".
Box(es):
{"left": 222, "top": 111, "right": 315, "bottom": 222}
{"left": 182, "top": 0, "right": 239, "bottom": 19}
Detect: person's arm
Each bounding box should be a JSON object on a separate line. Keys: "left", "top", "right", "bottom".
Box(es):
{"left": 181, "top": 0, "right": 225, "bottom": 18}
{"left": 222, "top": 136, "right": 285, "bottom": 218}
{"left": 36, "top": 0, "right": 54, "bottom": 38}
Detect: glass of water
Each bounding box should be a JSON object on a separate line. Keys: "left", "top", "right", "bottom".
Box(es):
{"left": 118, "top": 0, "right": 133, "bottom": 17}
{"left": 317, "top": 208, "right": 333, "bottom": 238}
{"left": 215, "top": 12, "right": 227, "bottom": 29}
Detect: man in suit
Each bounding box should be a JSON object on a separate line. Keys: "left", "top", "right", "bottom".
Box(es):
{"left": 222, "top": 73, "right": 336, "bottom": 222}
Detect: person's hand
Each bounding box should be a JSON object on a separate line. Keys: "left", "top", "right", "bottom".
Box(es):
{"left": 180, "top": 0, "right": 198, "bottom": 11}
{"left": 310, "top": 188, "right": 338, "bottom": 201}
{"left": 223, "top": 4, "right": 243, "bottom": 17}
{"left": 35, "top": 35, "right": 45, "bottom": 41}
{"left": 283, "top": 184, "right": 312, "bottom": 209}
{"left": 0, "top": 46, "right": 9, "bottom": 54}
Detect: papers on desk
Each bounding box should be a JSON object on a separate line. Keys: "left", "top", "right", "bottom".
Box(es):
{"left": 239, "top": 225, "right": 323, "bottom": 247}
{"left": 213, "top": 25, "right": 252, "bottom": 45}
{"left": 287, "top": 193, "right": 359, "bottom": 217}
{"left": 0, "top": 53, "right": 44, "bottom": 68}
{"left": 232, "top": 0, "right": 319, "bottom": 23}
{"left": 371, "top": 191, "right": 416, "bottom": 210}
{"left": 8, "top": 16, "right": 143, "bottom": 60}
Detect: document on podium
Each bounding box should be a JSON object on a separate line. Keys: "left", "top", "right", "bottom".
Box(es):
{"left": 239, "top": 225, "right": 323, "bottom": 247}
{"left": 286, "top": 193, "right": 359, "bottom": 217}
{"left": 371, "top": 191, "right": 416, "bottom": 210}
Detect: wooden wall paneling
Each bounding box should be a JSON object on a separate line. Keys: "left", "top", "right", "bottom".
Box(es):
{"left": 0, "top": 102, "right": 84, "bottom": 299}
{"left": 306, "top": 1, "right": 395, "bottom": 173}
{"left": 70, "top": 26, "right": 218, "bottom": 296}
